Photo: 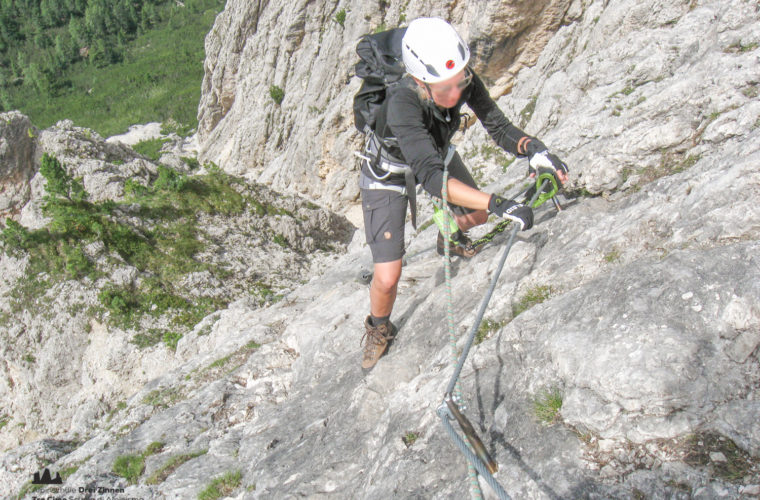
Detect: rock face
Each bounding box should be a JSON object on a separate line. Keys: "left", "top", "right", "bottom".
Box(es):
{"left": 2, "top": 0, "right": 760, "bottom": 498}
{"left": 0, "top": 112, "right": 354, "bottom": 463}
{"left": 0, "top": 111, "right": 38, "bottom": 217}
{"left": 196, "top": 0, "right": 575, "bottom": 211}
{"left": 496, "top": 0, "right": 760, "bottom": 196}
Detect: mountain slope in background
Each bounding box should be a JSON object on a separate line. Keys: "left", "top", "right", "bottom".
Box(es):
{"left": 0, "top": 0, "right": 759, "bottom": 498}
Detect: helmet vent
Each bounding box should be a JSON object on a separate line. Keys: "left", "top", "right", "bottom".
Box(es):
{"left": 424, "top": 63, "right": 440, "bottom": 77}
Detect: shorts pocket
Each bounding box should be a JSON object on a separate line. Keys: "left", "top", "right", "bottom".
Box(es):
{"left": 361, "top": 190, "right": 392, "bottom": 245}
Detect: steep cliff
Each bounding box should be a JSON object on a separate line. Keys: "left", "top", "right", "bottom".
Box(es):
{"left": 1, "top": 0, "right": 759, "bottom": 498}
{"left": 195, "top": 0, "right": 575, "bottom": 214}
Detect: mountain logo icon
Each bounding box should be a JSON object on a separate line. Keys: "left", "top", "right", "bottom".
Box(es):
{"left": 32, "top": 468, "right": 62, "bottom": 484}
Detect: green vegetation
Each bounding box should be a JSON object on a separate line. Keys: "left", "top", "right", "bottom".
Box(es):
{"left": 269, "top": 85, "right": 284, "bottom": 105}
{"left": 181, "top": 155, "right": 201, "bottom": 170}
{"left": 0, "top": 153, "right": 292, "bottom": 343}
{"left": 373, "top": 22, "right": 387, "bottom": 34}
{"left": 133, "top": 137, "right": 171, "bottom": 162}
{"left": 105, "top": 400, "right": 127, "bottom": 423}
{"left": 14, "top": 481, "right": 44, "bottom": 499}
{"left": 631, "top": 152, "right": 701, "bottom": 188}
{"left": 197, "top": 469, "right": 242, "bottom": 500}
{"left": 207, "top": 353, "right": 232, "bottom": 370}
{"left": 475, "top": 318, "right": 507, "bottom": 345}
{"left": 272, "top": 233, "right": 289, "bottom": 247}
{"left": 533, "top": 387, "right": 562, "bottom": 424}
{"left": 0, "top": 414, "right": 9, "bottom": 430}
{"left": 603, "top": 248, "right": 621, "bottom": 263}
{"left": 683, "top": 432, "right": 756, "bottom": 482}
{"left": 145, "top": 441, "right": 165, "bottom": 455}
{"left": 142, "top": 387, "right": 183, "bottom": 409}
{"left": 162, "top": 330, "right": 182, "bottom": 351}
{"left": 161, "top": 118, "right": 195, "bottom": 137}
{"left": 416, "top": 218, "right": 434, "bottom": 233}
{"left": 250, "top": 281, "right": 283, "bottom": 304}
{"left": 0, "top": 0, "right": 226, "bottom": 138}
{"left": 194, "top": 340, "right": 262, "bottom": 382}
{"left": 59, "top": 463, "right": 81, "bottom": 480}
{"left": 146, "top": 448, "right": 208, "bottom": 485}
{"left": 112, "top": 441, "right": 165, "bottom": 484}
{"left": 512, "top": 285, "right": 553, "bottom": 317}
{"left": 16, "top": 457, "right": 84, "bottom": 498}
{"left": 15, "top": 460, "right": 81, "bottom": 498}
{"left": 112, "top": 454, "right": 145, "bottom": 484}
{"left": 725, "top": 41, "right": 759, "bottom": 54}
{"left": 501, "top": 155, "right": 516, "bottom": 173}
{"left": 402, "top": 431, "right": 418, "bottom": 447}
{"left": 334, "top": 8, "right": 346, "bottom": 26}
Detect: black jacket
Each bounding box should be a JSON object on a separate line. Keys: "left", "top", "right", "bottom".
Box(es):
{"left": 367, "top": 69, "right": 530, "bottom": 197}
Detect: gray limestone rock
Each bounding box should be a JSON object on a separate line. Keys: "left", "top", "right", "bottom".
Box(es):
{"left": 2, "top": 0, "right": 760, "bottom": 498}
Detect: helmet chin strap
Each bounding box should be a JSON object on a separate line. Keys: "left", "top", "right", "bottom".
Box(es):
{"left": 423, "top": 81, "right": 434, "bottom": 101}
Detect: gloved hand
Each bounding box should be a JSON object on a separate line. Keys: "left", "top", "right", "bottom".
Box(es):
{"left": 488, "top": 194, "right": 534, "bottom": 230}
{"left": 521, "top": 137, "right": 569, "bottom": 185}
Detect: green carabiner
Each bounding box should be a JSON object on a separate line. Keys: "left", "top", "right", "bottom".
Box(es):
{"left": 532, "top": 170, "right": 559, "bottom": 208}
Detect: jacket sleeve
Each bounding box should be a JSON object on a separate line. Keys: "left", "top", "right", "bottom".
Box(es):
{"left": 386, "top": 87, "right": 445, "bottom": 197}
{"left": 465, "top": 71, "right": 534, "bottom": 157}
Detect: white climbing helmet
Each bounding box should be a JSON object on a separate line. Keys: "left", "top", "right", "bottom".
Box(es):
{"left": 401, "top": 17, "right": 470, "bottom": 84}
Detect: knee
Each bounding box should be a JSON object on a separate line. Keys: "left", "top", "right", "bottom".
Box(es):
{"left": 373, "top": 268, "right": 401, "bottom": 292}
{"left": 471, "top": 210, "right": 488, "bottom": 226}
{"left": 457, "top": 209, "right": 488, "bottom": 229}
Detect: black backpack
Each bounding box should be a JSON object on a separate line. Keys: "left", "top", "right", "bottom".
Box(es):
{"left": 352, "top": 27, "right": 407, "bottom": 134}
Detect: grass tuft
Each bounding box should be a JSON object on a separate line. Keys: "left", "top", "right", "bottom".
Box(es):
{"left": 512, "top": 285, "right": 553, "bottom": 317}
{"left": 402, "top": 431, "right": 419, "bottom": 447}
{"left": 112, "top": 454, "right": 145, "bottom": 484}
{"left": 334, "top": 9, "right": 346, "bottom": 26}
{"left": 146, "top": 449, "right": 208, "bottom": 485}
{"left": 269, "top": 85, "right": 284, "bottom": 105}
{"left": 475, "top": 318, "right": 507, "bottom": 345}
{"left": 197, "top": 470, "right": 242, "bottom": 500}
{"left": 533, "top": 387, "right": 562, "bottom": 425}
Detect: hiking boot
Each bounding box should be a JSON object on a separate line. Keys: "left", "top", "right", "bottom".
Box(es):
{"left": 360, "top": 315, "right": 397, "bottom": 371}
{"left": 436, "top": 230, "right": 481, "bottom": 258}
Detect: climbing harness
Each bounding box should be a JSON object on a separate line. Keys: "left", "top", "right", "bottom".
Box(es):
{"left": 432, "top": 160, "right": 555, "bottom": 499}
{"left": 356, "top": 130, "right": 457, "bottom": 230}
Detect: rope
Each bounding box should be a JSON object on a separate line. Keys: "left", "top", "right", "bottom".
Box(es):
{"left": 435, "top": 171, "right": 548, "bottom": 499}
{"left": 437, "top": 164, "right": 483, "bottom": 500}
{"left": 444, "top": 178, "right": 546, "bottom": 396}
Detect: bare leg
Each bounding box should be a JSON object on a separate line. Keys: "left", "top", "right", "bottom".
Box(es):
{"left": 370, "top": 259, "right": 403, "bottom": 317}
{"left": 454, "top": 209, "right": 488, "bottom": 232}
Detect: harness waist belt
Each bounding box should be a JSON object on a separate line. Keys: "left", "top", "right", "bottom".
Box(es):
{"left": 358, "top": 133, "right": 458, "bottom": 231}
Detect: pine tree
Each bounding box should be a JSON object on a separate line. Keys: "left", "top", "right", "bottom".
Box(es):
{"left": 68, "top": 15, "right": 87, "bottom": 45}
{"left": 54, "top": 34, "right": 67, "bottom": 69}
{"left": 40, "top": 0, "right": 55, "bottom": 28}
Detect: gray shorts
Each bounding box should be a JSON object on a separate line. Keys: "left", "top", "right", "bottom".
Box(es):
{"left": 361, "top": 150, "right": 479, "bottom": 263}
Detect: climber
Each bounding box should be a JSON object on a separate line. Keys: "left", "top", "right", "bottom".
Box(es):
{"left": 358, "top": 17, "right": 569, "bottom": 371}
